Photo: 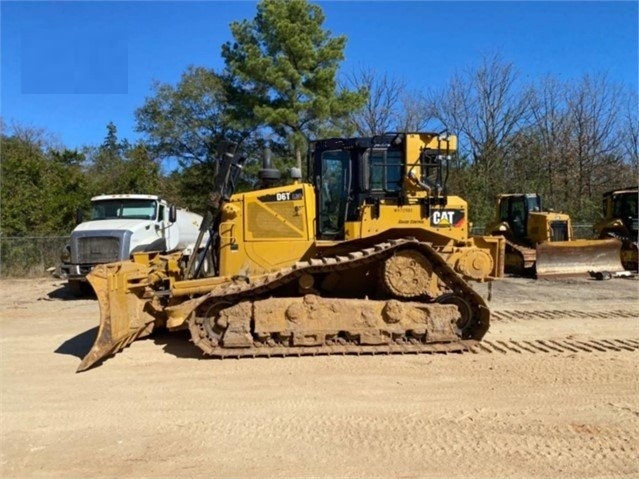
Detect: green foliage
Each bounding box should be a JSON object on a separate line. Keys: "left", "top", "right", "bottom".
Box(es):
{"left": 0, "top": 122, "right": 168, "bottom": 239}
{"left": 0, "top": 133, "right": 89, "bottom": 236}
{"left": 117, "top": 143, "right": 163, "bottom": 193}
{"left": 446, "top": 157, "right": 495, "bottom": 227}
{"left": 84, "top": 123, "right": 164, "bottom": 197}
{"left": 1, "top": 134, "right": 48, "bottom": 235}
{"left": 221, "top": 0, "right": 367, "bottom": 166}
{"left": 1, "top": 236, "right": 68, "bottom": 277}
{"left": 170, "top": 162, "right": 216, "bottom": 214}
{"left": 43, "top": 149, "right": 89, "bottom": 232}
{"left": 134, "top": 66, "right": 258, "bottom": 212}
{"left": 132, "top": 0, "right": 366, "bottom": 207}
{"left": 135, "top": 67, "right": 250, "bottom": 168}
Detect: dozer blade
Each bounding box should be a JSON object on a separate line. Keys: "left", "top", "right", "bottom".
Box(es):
{"left": 535, "top": 238, "right": 623, "bottom": 278}
{"left": 77, "top": 261, "right": 158, "bottom": 372}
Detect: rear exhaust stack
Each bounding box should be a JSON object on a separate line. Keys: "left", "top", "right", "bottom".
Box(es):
{"left": 258, "top": 146, "right": 281, "bottom": 188}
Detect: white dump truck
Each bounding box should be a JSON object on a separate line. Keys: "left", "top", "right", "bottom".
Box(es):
{"left": 59, "top": 194, "right": 207, "bottom": 294}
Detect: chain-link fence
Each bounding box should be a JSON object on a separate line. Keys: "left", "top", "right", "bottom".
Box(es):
{"left": 0, "top": 236, "right": 69, "bottom": 278}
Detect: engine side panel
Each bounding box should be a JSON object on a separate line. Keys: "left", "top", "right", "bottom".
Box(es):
{"left": 218, "top": 183, "right": 316, "bottom": 277}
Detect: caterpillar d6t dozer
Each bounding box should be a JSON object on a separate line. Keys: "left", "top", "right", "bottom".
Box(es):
{"left": 593, "top": 186, "right": 638, "bottom": 271}
{"left": 78, "top": 133, "right": 505, "bottom": 372}
{"left": 486, "top": 193, "right": 622, "bottom": 278}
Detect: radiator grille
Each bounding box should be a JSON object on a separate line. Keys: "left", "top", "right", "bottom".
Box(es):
{"left": 247, "top": 202, "right": 304, "bottom": 239}
{"left": 549, "top": 221, "right": 569, "bottom": 242}
{"left": 77, "top": 237, "right": 120, "bottom": 263}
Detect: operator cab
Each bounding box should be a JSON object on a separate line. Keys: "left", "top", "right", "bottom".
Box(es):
{"left": 498, "top": 194, "right": 541, "bottom": 239}
{"left": 309, "top": 133, "right": 452, "bottom": 240}
{"left": 611, "top": 190, "right": 638, "bottom": 233}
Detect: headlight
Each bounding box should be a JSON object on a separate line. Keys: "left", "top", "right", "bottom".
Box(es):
{"left": 60, "top": 245, "right": 71, "bottom": 263}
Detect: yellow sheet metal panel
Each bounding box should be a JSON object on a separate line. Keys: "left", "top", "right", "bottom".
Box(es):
{"left": 243, "top": 241, "right": 314, "bottom": 275}
{"left": 219, "top": 184, "right": 316, "bottom": 277}
{"left": 244, "top": 185, "right": 309, "bottom": 241}
{"left": 404, "top": 132, "right": 457, "bottom": 158}
{"left": 526, "top": 211, "right": 573, "bottom": 243}
{"left": 403, "top": 133, "right": 457, "bottom": 195}
{"left": 345, "top": 195, "right": 469, "bottom": 243}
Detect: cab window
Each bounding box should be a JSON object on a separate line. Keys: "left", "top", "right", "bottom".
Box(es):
{"left": 369, "top": 148, "right": 402, "bottom": 192}
{"left": 318, "top": 150, "right": 350, "bottom": 237}
{"left": 614, "top": 194, "right": 637, "bottom": 218}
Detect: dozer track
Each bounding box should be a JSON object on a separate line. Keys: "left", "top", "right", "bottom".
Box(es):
{"left": 503, "top": 238, "right": 537, "bottom": 272}
{"left": 79, "top": 238, "right": 490, "bottom": 371}
{"left": 185, "top": 238, "right": 490, "bottom": 359}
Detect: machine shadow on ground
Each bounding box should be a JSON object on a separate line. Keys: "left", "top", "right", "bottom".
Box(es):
{"left": 47, "top": 284, "right": 96, "bottom": 301}
{"left": 55, "top": 327, "right": 97, "bottom": 359}
{"left": 153, "top": 329, "right": 204, "bottom": 360}
{"left": 55, "top": 328, "right": 202, "bottom": 370}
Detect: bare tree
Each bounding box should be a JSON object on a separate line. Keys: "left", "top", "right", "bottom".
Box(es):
{"left": 342, "top": 67, "right": 437, "bottom": 136}
{"left": 526, "top": 75, "right": 573, "bottom": 205}
{"left": 619, "top": 88, "right": 639, "bottom": 176}
{"left": 343, "top": 67, "right": 405, "bottom": 136}
{"left": 427, "top": 54, "right": 533, "bottom": 206}
{"left": 3, "top": 120, "right": 63, "bottom": 151}
{"left": 395, "top": 89, "right": 434, "bottom": 133}
{"left": 564, "top": 74, "right": 625, "bottom": 213}
{"left": 520, "top": 73, "right": 631, "bottom": 218}
{"left": 429, "top": 54, "right": 531, "bottom": 164}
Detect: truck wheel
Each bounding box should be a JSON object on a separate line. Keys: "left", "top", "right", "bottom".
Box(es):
{"left": 67, "top": 280, "right": 93, "bottom": 297}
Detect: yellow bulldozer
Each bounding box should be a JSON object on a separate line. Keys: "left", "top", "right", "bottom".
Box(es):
{"left": 79, "top": 132, "right": 505, "bottom": 372}
{"left": 593, "top": 186, "right": 638, "bottom": 271}
{"left": 486, "top": 193, "right": 622, "bottom": 277}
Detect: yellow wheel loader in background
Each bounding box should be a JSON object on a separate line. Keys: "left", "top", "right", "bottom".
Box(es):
{"left": 593, "top": 186, "right": 638, "bottom": 271}
{"left": 486, "top": 193, "right": 622, "bottom": 278}
{"left": 79, "top": 132, "right": 505, "bottom": 372}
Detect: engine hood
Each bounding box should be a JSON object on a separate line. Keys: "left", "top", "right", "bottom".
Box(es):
{"left": 73, "top": 219, "right": 154, "bottom": 234}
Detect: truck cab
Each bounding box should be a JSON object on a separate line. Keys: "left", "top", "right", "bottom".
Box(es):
{"left": 59, "top": 194, "right": 204, "bottom": 294}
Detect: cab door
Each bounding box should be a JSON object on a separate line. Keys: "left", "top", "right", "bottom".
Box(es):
{"left": 317, "top": 150, "right": 351, "bottom": 240}
{"left": 499, "top": 195, "right": 527, "bottom": 239}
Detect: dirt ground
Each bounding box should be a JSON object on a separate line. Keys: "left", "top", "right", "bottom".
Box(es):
{"left": 1, "top": 275, "right": 638, "bottom": 479}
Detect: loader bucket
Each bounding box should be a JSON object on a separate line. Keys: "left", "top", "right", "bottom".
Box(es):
{"left": 535, "top": 238, "right": 623, "bottom": 278}
{"left": 77, "top": 261, "right": 158, "bottom": 372}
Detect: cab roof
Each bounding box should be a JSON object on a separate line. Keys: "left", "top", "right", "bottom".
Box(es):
{"left": 91, "top": 194, "right": 163, "bottom": 202}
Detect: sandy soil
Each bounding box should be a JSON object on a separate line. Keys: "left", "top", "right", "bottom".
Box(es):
{"left": 1, "top": 275, "right": 638, "bottom": 479}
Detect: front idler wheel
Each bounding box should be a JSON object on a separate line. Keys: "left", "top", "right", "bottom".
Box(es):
{"left": 435, "top": 293, "right": 473, "bottom": 337}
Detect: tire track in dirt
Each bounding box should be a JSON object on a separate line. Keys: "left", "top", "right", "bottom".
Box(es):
{"left": 471, "top": 338, "right": 639, "bottom": 354}
{"left": 492, "top": 309, "right": 638, "bottom": 322}
{"left": 205, "top": 408, "right": 638, "bottom": 477}
{"left": 3, "top": 279, "right": 638, "bottom": 479}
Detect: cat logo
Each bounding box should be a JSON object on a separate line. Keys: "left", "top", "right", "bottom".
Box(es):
{"left": 431, "top": 209, "right": 464, "bottom": 227}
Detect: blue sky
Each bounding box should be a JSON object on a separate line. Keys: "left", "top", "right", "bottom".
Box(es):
{"left": 2, "top": 1, "right": 637, "bottom": 151}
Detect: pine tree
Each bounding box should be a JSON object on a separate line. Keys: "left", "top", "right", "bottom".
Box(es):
{"left": 221, "top": 0, "right": 367, "bottom": 169}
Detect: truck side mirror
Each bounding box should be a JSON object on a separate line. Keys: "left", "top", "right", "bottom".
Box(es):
{"left": 169, "top": 204, "right": 177, "bottom": 223}
{"left": 76, "top": 208, "right": 83, "bottom": 224}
